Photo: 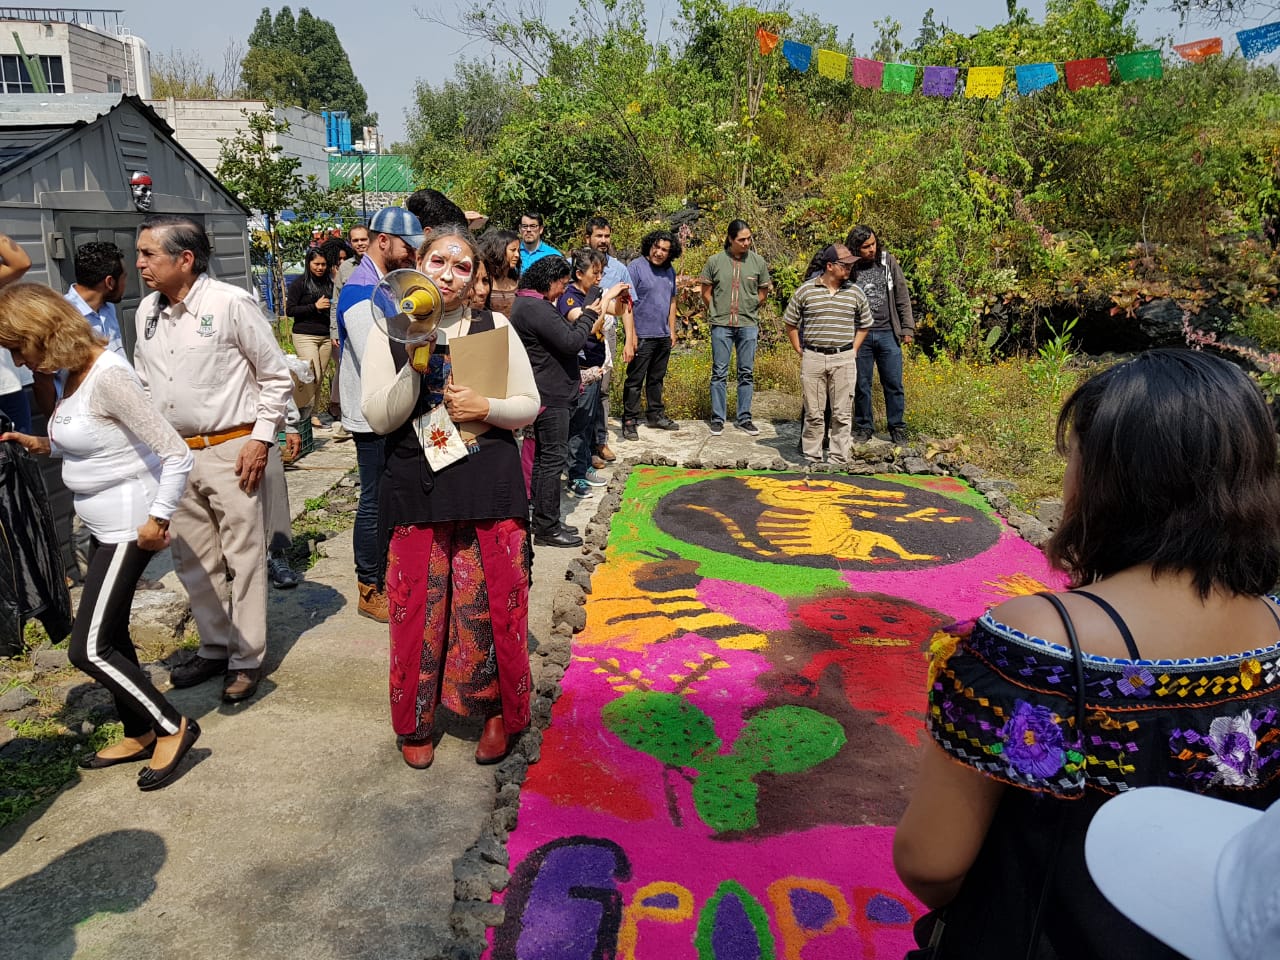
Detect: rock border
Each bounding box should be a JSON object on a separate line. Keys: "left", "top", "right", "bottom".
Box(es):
{"left": 438, "top": 439, "right": 1062, "bottom": 959}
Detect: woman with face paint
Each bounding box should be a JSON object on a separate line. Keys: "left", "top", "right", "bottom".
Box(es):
{"left": 360, "top": 225, "right": 540, "bottom": 769}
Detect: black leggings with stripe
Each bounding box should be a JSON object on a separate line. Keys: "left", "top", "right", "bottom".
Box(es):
{"left": 68, "top": 540, "right": 182, "bottom": 738}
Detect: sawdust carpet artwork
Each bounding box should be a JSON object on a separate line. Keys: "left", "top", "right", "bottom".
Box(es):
{"left": 491, "top": 467, "right": 1062, "bottom": 960}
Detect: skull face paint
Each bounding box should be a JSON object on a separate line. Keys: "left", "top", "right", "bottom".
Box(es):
{"left": 417, "top": 241, "right": 475, "bottom": 308}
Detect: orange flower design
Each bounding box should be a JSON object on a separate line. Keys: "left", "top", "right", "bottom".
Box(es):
{"left": 428, "top": 426, "right": 451, "bottom": 451}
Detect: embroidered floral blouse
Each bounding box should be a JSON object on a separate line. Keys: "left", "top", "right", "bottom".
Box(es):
{"left": 928, "top": 612, "right": 1280, "bottom": 802}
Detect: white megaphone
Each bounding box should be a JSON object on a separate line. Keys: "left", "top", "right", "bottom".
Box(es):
{"left": 370, "top": 269, "right": 445, "bottom": 369}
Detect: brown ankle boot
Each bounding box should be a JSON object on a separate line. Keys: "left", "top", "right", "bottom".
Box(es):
{"left": 357, "top": 581, "right": 389, "bottom": 623}
{"left": 475, "top": 715, "right": 511, "bottom": 764}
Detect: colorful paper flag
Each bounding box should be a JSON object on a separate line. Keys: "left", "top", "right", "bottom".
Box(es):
{"left": 782, "top": 40, "right": 812, "bottom": 72}
{"left": 1238, "top": 22, "right": 1280, "bottom": 60}
{"left": 965, "top": 66, "right": 1006, "bottom": 99}
{"left": 816, "top": 49, "right": 849, "bottom": 80}
{"left": 1114, "top": 49, "right": 1163, "bottom": 82}
{"left": 881, "top": 62, "right": 917, "bottom": 94}
{"left": 1173, "top": 37, "right": 1223, "bottom": 62}
{"left": 1064, "top": 57, "right": 1111, "bottom": 91}
{"left": 853, "top": 57, "right": 885, "bottom": 89}
{"left": 756, "top": 26, "right": 780, "bottom": 57}
{"left": 1015, "top": 62, "right": 1059, "bottom": 95}
{"left": 922, "top": 65, "right": 958, "bottom": 97}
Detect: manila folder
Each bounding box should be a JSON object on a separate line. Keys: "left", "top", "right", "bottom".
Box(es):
{"left": 448, "top": 324, "right": 510, "bottom": 440}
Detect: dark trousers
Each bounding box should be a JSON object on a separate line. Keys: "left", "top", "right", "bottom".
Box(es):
{"left": 854, "top": 329, "right": 906, "bottom": 431}
{"left": 353, "top": 431, "right": 385, "bottom": 586}
{"left": 622, "top": 336, "right": 672, "bottom": 424}
{"left": 531, "top": 405, "right": 571, "bottom": 536}
{"left": 0, "top": 384, "right": 32, "bottom": 433}
{"left": 568, "top": 380, "right": 602, "bottom": 482}
{"left": 69, "top": 539, "right": 182, "bottom": 738}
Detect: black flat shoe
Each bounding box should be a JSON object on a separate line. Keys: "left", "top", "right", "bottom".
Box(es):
{"left": 137, "top": 718, "right": 201, "bottom": 792}
{"left": 79, "top": 740, "right": 155, "bottom": 769}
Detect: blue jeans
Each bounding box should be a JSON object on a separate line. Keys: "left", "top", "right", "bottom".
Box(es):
{"left": 352, "top": 432, "right": 385, "bottom": 586}
{"left": 854, "top": 330, "right": 905, "bottom": 431}
{"left": 710, "top": 324, "right": 758, "bottom": 425}
{"left": 568, "top": 380, "right": 602, "bottom": 482}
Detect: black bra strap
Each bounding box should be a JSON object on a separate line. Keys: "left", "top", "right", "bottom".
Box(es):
{"left": 1071, "top": 589, "right": 1142, "bottom": 660}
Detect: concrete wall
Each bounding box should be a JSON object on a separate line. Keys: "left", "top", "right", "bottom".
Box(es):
{"left": 0, "top": 22, "right": 142, "bottom": 95}
{"left": 3, "top": 22, "right": 70, "bottom": 88}
{"left": 65, "top": 24, "right": 136, "bottom": 95}
{"left": 145, "top": 99, "right": 329, "bottom": 185}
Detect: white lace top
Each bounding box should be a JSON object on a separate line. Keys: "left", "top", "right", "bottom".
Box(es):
{"left": 50, "top": 351, "right": 193, "bottom": 543}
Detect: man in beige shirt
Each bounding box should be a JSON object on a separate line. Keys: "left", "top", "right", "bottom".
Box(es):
{"left": 132, "top": 214, "right": 293, "bottom": 702}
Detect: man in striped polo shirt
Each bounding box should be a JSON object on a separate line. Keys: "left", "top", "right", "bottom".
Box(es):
{"left": 783, "top": 244, "right": 874, "bottom": 465}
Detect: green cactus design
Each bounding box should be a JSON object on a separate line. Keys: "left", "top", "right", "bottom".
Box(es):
{"left": 602, "top": 690, "right": 846, "bottom": 833}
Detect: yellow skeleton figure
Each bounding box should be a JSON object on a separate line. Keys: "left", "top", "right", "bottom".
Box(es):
{"left": 684, "top": 476, "right": 969, "bottom": 565}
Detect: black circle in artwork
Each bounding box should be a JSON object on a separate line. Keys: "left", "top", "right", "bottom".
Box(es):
{"left": 652, "top": 474, "right": 1000, "bottom": 569}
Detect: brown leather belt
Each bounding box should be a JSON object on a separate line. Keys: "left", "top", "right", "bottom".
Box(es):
{"left": 184, "top": 424, "right": 255, "bottom": 450}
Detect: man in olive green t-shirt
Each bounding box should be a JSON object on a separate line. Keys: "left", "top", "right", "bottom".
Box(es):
{"left": 700, "top": 219, "right": 772, "bottom": 436}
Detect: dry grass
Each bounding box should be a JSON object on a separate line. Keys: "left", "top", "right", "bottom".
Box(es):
{"left": 609, "top": 346, "right": 1084, "bottom": 502}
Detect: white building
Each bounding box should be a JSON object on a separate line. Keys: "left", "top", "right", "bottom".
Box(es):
{"left": 1, "top": 8, "right": 150, "bottom": 97}
{"left": 145, "top": 99, "right": 329, "bottom": 185}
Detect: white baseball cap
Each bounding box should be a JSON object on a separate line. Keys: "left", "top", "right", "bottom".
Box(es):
{"left": 1085, "top": 787, "right": 1280, "bottom": 960}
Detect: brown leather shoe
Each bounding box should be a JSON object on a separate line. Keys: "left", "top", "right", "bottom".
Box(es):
{"left": 596, "top": 444, "right": 616, "bottom": 462}
{"left": 475, "top": 715, "right": 511, "bottom": 765}
{"left": 222, "top": 668, "right": 261, "bottom": 702}
{"left": 591, "top": 455, "right": 606, "bottom": 470}
{"left": 402, "top": 738, "right": 434, "bottom": 769}
{"left": 358, "top": 581, "right": 389, "bottom": 623}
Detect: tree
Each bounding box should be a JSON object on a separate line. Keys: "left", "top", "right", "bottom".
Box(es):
{"left": 1166, "top": 0, "right": 1280, "bottom": 22}
{"left": 405, "top": 58, "right": 523, "bottom": 183}
{"left": 240, "top": 7, "right": 372, "bottom": 127}
{"left": 217, "top": 108, "right": 356, "bottom": 312}
{"left": 150, "top": 41, "right": 246, "bottom": 99}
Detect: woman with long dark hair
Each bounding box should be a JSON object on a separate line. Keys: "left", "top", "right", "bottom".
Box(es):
{"left": 479, "top": 229, "right": 520, "bottom": 317}
{"left": 286, "top": 247, "right": 335, "bottom": 424}
{"left": 895, "top": 349, "right": 1280, "bottom": 958}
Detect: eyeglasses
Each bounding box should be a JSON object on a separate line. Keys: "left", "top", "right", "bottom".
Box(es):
{"left": 519, "top": 223, "right": 540, "bottom": 231}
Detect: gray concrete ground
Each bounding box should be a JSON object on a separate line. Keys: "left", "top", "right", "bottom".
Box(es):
{"left": 0, "top": 411, "right": 820, "bottom": 959}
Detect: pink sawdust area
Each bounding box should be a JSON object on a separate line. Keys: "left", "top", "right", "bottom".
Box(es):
{"left": 490, "top": 468, "right": 1064, "bottom": 960}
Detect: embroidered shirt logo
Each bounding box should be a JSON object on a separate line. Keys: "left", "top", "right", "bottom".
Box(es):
{"left": 197, "top": 315, "right": 215, "bottom": 337}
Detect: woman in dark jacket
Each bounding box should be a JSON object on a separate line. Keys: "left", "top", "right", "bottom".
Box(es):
{"left": 844, "top": 225, "right": 914, "bottom": 444}
{"left": 509, "top": 255, "right": 594, "bottom": 548}
{"left": 286, "top": 248, "right": 334, "bottom": 421}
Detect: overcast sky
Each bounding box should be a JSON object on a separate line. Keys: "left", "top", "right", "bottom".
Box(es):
{"left": 118, "top": 1, "right": 1251, "bottom": 142}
